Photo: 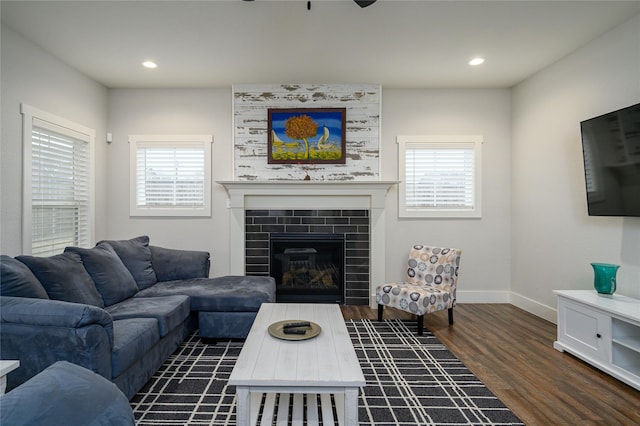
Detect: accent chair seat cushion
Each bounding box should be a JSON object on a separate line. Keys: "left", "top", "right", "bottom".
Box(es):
{"left": 376, "top": 282, "right": 454, "bottom": 316}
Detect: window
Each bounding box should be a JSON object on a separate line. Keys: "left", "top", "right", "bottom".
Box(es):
{"left": 129, "top": 135, "right": 212, "bottom": 217}
{"left": 397, "top": 135, "right": 482, "bottom": 218}
{"left": 21, "top": 104, "right": 94, "bottom": 256}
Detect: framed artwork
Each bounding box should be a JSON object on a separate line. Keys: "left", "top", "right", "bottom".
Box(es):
{"left": 268, "top": 108, "right": 346, "bottom": 164}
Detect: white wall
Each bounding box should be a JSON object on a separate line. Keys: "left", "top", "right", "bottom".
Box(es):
{"left": 511, "top": 14, "right": 640, "bottom": 322}
{"left": 381, "top": 89, "right": 513, "bottom": 302}
{"left": 0, "top": 25, "right": 109, "bottom": 256}
{"left": 106, "top": 87, "right": 512, "bottom": 294}
{"left": 106, "top": 89, "right": 233, "bottom": 276}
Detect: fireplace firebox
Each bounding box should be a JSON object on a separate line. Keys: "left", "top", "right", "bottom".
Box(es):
{"left": 270, "top": 233, "right": 344, "bottom": 303}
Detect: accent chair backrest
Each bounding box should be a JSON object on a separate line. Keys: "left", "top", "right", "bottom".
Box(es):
{"left": 406, "top": 245, "right": 462, "bottom": 300}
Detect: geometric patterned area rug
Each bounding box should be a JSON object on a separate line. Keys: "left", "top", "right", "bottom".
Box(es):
{"left": 131, "top": 319, "right": 524, "bottom": 425}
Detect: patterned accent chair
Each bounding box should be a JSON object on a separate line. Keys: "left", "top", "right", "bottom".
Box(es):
{"left": 376, "top": 245, "right": 462, "bottom": 335}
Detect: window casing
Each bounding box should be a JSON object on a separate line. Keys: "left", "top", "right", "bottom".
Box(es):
{"left": 21, "top": 104, "right": 95, "bottom": 256}
{"left": 398, "top": 135, "right": 482, "bottom": 218}
{"left": 129, "top": 135, "right": 213, "bottom": 217}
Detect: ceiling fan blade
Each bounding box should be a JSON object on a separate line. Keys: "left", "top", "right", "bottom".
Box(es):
{"left": 354, "top": 0, "right": 376, "bottom": 8}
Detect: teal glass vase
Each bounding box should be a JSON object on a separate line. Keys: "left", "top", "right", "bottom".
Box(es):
{"left": 590, "top": 263, "right": 620, "bottom": 295}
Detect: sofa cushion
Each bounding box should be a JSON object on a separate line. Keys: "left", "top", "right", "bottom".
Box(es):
{"left": 65, "top": 243, "right": 138, "bottom": 306}
{"left": 0, "top": 255, "right": 49, "bottom": 299}
{"left": 111, "top": 318, "right": 160, "bottom": 378}
{"left": 98, "top": 236, "right": 158, "bottom": 290}
{"left": 150, "top": 245, "right": 210, "bottom": 281}
{"left": 16, "top": 252, "right": 104, "bottom": 308}
{"left": 135, "top": 276, "right": 276, "bottom": 312}
{"left": 105, "top": 295, "right": 190, "bottom": 337}
{"left": 0, "top": 361, "right": 135, "bottom": 426}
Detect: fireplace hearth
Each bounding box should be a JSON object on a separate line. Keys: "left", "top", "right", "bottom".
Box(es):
{"left": 270, "top": 233, "right": 344, "bottom": 303}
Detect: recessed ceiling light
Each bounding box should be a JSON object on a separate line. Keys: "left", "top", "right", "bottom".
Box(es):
{"left": 142, "top": 61, "right": 157, "bottom": 69}
{"left": 469, "top": 57, "right": 485, "bottom": 66}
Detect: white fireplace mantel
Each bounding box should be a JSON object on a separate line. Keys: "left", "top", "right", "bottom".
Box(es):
{"left": 217, "top": 181, "right": 398, "bottom": 307}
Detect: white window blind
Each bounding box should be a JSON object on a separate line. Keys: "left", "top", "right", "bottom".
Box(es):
{"left": 22, "top": 105, "right": 94, "bottom": 256}
{"left": 129, "top": 135, "right": 212, "bottom": 217}
{"left": 398, "top": 135, "right": 482, "bottom": 218}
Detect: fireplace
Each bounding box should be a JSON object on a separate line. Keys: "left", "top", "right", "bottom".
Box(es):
{"left": 270, "top": 233, "right": 344, "bottom": 303}
{"left": 218, "top": 180, "right": 398, "bottom": 307}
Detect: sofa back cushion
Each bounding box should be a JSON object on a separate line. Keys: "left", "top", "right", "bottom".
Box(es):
{"left": 0, "top": 255, "right": 49, "bottom": 299}
{"left": 150, "top": 245, "right": 210, "bottom": 282}
{"left": 97, "top": 236, "right": 158, "bottom": 290}
{"left": 16, "top": 252, "right": 104, "bottom": 308}
{"left": 65, "top": 243, "right": 139, "bottom": 306}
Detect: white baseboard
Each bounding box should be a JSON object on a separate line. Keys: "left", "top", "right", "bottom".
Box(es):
{"left": 509, "top": 291, "right": 557, "bottom": 324}
{"left": 368, "top": 290, "right": 558, "bottom": 324}
{"left": 456, "top": 290, "right": 511, "bottom": 303}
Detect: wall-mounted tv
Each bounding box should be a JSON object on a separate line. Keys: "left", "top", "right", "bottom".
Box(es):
{"left": 580, "top": 102, "right": 640, "bottom": 217}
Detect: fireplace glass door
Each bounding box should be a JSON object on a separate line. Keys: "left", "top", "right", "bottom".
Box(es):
{"left": 270, "top": 233, "right": 344, "bottom": 303}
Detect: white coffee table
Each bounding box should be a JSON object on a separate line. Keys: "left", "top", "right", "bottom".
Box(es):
{"left": 229, "top": 303, "right": 365, "bottom": 426}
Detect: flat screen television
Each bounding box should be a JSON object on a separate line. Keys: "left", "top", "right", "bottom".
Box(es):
{"left": 580, "top": 103, "right": 640, "bottom": 217}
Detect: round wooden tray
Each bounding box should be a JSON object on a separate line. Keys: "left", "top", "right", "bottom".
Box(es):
{"left": 267, "top": 320, "right": 321, "bottom": 341}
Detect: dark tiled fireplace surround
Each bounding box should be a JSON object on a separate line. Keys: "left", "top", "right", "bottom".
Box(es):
{"left": 245, "top": 209, "right": 370, "bottom": 305}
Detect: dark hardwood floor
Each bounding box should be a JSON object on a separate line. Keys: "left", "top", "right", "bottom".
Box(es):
{"left": 341, "top": 304, "right": 640, "bottom": 426}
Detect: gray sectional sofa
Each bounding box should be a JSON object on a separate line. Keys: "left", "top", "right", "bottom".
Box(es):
{"left": 0, "top": 236, "right": 275, "bottom": 399}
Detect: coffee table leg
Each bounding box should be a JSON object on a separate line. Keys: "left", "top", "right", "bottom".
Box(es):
{"left": 236, "top": 387, "right": 251, "bottom": 426}
{"left": 344, "top": 387, "right": 359, "bottom": 426}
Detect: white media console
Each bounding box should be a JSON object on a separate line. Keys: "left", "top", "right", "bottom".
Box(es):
{"left": 554, "top": 290, "right": 640, "bottom": 391}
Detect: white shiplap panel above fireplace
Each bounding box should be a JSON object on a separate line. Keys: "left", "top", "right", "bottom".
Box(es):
{"left": 232, "top": 84, "right": 381, "bottom": 181}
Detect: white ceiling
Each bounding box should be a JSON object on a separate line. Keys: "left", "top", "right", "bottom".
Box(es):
{"left": 2, "top": 0, "right": 639, "bottom": 89}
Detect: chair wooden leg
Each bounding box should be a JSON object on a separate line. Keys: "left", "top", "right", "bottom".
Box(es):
{"left": 417, "top": 315, "right": 424, "bottom": 336}
{"left": 448, "top": 308, "right": 454, "bottom": 325}
{"left": 377, "top": 304, "right": 383, "bottom": 321}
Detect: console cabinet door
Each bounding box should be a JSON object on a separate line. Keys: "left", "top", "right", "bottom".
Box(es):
{"left": 557, "top": 298, "right": 611, "bottom": 363}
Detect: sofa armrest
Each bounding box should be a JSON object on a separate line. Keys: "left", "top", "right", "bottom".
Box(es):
{"left": 0, "top": 296, "right": 113, "bottom": 391}
{"left": 1, "top": 296, "right": 112, "bottom": 331}
{"left": 0, "top": 361, "right": 134, "bottom": 426}
{"left": 150, "top": 245, "right": 210, "bottom": 281}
